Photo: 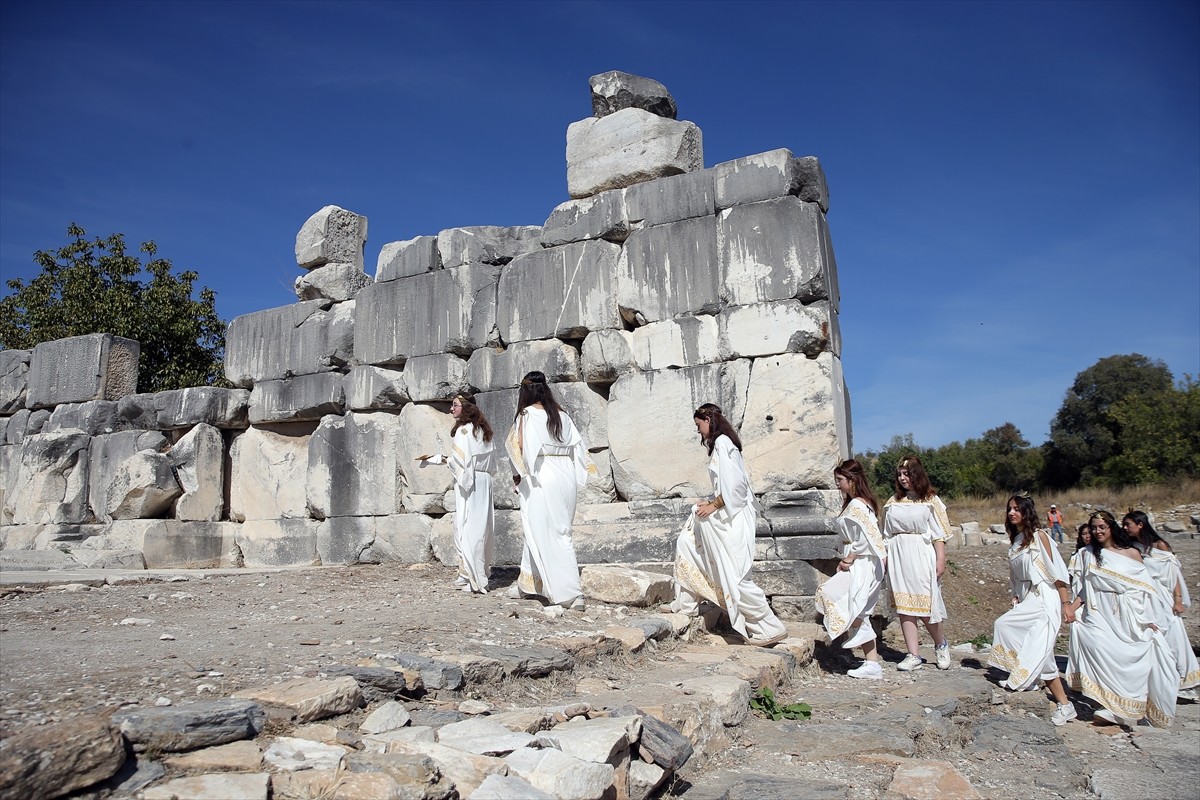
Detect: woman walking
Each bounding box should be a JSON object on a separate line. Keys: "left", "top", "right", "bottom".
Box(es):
{"left": 444, "top": 395, "right": 495, "bottom": 594}
{"left": 816, "top": 459, "right": 886, "bottom": 678}
{"left": 505, "top": 372, "right": 594, "bottom": 610}
{"left": 988, "top": 494, "right": 1076, "bottom": 725}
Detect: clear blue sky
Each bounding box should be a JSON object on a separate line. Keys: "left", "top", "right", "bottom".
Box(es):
{"left": 2, "top": 0, "right": 1197, "bottom": 452}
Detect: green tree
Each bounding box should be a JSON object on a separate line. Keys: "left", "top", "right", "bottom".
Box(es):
{"left": 1041, "top": 354, "right": 1173, "bottom": 487}
{"left": 1103, "top": 376, "right": 1200, "bottom": 484}
{"left": 0, "top": 223, "right": 228, "bottom": 393}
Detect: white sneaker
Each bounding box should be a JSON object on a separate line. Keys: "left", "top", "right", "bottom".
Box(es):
{"left": 848, "top": 660, "right": 883, "bottom": 679}
{"left": 897, "top": 653, "right": 925, "bottom": 671}
{"left": 843, "top": 623, "right": 876, "bottom": 650}
{"left": 935, "top": 641, "right": 951, "bottom": 670}
{"left": 1093, "top": 708, "right": 1130, "bottom": 726}
{"left": 506, "top": 585, "right": 523, "bottom": 599}
{"left": 569, "top": 596, "right": 586, "bottom": 611}
{"left": 1178, "top": 687, "right": 1199, "bottom": 702}
{"left": 1051, "top": 702, "right": 1077, "bottom": 726}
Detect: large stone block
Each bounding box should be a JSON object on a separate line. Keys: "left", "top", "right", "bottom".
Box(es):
{"left": 717, "top": 299, "right": 839, "bottom": 359}
{"left": 0, "top": 714, "right": 126, "bottom": 800}
{"left": 756, "top": 534, "right": 840, "bottom": 561}
{"left": 104, "top": 450, "right": 181, "bottom": 521}
{"left": 541, "top": 190, "right": 630, "bottom": 248}
{"left": 316, "top": 516, "right": 377, "bottom": 566}
{"left": 438, "top": 226, "right": 542, "bottom": 269}
{"left": 718, "top": 197, "right": 836, "bottom": 308}
{"left": 354, "top": 262, "right": 502, "bottom": 364}
{"left": 344, "top": 366, "right": 409, "bottom": 411}
{"left": 740, "top": 352, "right": 849, "bottom": 492}
{"left": 44, "top": 400, "right": 123, "bottom": 436}
{"left": 590, "top": 70, "right": 677, "bottom": 119}
{"left": 0, "top": 443, "right": 15, "bottom": 525}
{"left": 294, "top": 261, "right": 372, "bottom": 302}
{"left": 169, "top": 423, "right": 225, "bottom": 521}
{"left": 567, "top": 108, "right": 703, "bottom": 199}
{"left": 629, "top": 316, "right": 719, "bottom": 370}
{"left": 225, "top": 300, "right": 355, "bottom": 387}
{"left": 236, "top": 518, "right": 320, "bottom": 567}
{"left": 580, "top": 330, "right": 636, "bottom": 384}
{"left": 249, "top": 373, "right": 346, "bottom": 425}
{"left": 713, "top": 148, "right": 805, "bottom": 210}
{"left": 142, "top": 520, "right": 238, "bottom": 568}
{"left": 295, "top": 205, "right": 367, "bottom": 270}
{"left": 606, "top": 361, "right": 751, "bottom": 500}
{"left": 377, "top": 235, "right": 441, "bottom": 282}
{"left": 0, "top": 349, "right": 30, "bottom": 414}
{"left": 116, "top": 393, "right": 159, "bottom": 430}
{"left": 793, "top": 156, "right": 830, "bottom": 213}
{"left": 475, "top": 381, "right": 608, "bottom": 454}
{"left": 466, "top": 340, "right": 581, "bottom": 393}
{"left": 402, "top": 354, "right": 470, "bottom": 401}
{"left": 431, "top": 510, "right": 523, "bottom": 568}
{"left": 5, "top": 409, "right": 49, "bottom": 445}
{"left": 395, "top": 404, "right": 455, "bottom": 513}
{"left": 87, "top": 431, "right": 169, "bottom": 523}
{"left": 307, "top": 411, "right": 401, "bottom": 519}
{"left": 154, "top": 387, "right": 251, "bottom": 430}
{"left": 617, "top": 215, "right": 719, "bottom": 324}
{"left": 624, "top": 168, "right": 715, "bottom": 229}
{"left": 580, "top": 448, "right": 616, "bottom": 505}
{"left": 26, "top": 334, "right": 139, "bottom": 409}
{"left": 497, "top": 240, "right": 621, "bottom": 343}
{"left": 6, "top": 431, "right": 91, "bottom": 524}
{"left": 229, "top": 424, "right": 315, "bottom": 521}
{"left": 361, "top": 514, "right": 434, "bottom": 563}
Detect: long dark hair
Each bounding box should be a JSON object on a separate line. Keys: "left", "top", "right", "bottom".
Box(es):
{"left": 1074, "top": 522, "right": 1091, "bottom": 553}
{"left": 1004, "top": 494, "right": 1038, "bottom": 548}
{"left": 515, "top": 371, "right": 564, "bottom": 442}
{"left": 893, "top": 454, "right": 936, "bottom": 501}
{"left": 1122, "top": 510, "right": 1171, "bottom": 552}
{"left": 1087, "top": 510, "right": 1136, "bottom": 565}
{"left": 694, "top": 405, "right": 741, "bottom": 455}
{"left": 451, "top": 395, "right": 493, "bottom": 442}
{"left": 834, "top": 459, "right": 879, "bottom": 515}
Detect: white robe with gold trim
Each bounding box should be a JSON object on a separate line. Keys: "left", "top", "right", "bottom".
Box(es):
{"left": 882, "top": 496, "right": 949, "bottom": 621}
{"left": 816, "top": 498, "right": 885, "bottom": 641}
{"left": 450, "top": 423, "right": 495, "bottom": 593}
{"left": 989, "top": 531, "right": 1069, "bottom": 690}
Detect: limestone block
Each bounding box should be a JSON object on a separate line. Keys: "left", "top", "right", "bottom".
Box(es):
{"left": 617, "top": 215, "right": 719, "bottom": 324}
{"left": 87, "top": 430, "right": 168, "bottom": 522}
{"left": 340, "top": 752, "right": 452, "bottom": 796}
{"left": 579, "top": 565, "right": 672, "bottom": 607}
{"left": 264, "top": 737, "right": 349, "bottom": 771}
{"left": 225, "top": 301, "right": 355, "bottom": 388}
{"left": 71, "top": 548, "right": 145, "bottom": 569}
{"left": 6, "top": 430, "right": 91, "bottom": 524}
{"left": 630, "top": 760, "right": 668, "bottom": 800}
{"left": 294, "top": 262, "right": 371, "bottom": 302}
{"left": 581, "top": 330, "right": 636, "bottom": 384}
{"left": 0, "top": 525, "right": 42, "bottom": 551}
{"left": 105, "top": 450, "right": 181, "bottom": 520}
{"left": 0, "top": 443, "right": 15, "bottom": 525}
{"left": 467, "top": 340, "right": 581, "bottom": 393}
{"left": 713, "top": 148, "right": 804, "bottom": 210}
{"left": 580, "top": 448, "right": 616, "bottom": 505}
{"left": 0, "top": 714, "right": 126, "bottom": 800}
{"left": 793, "top": 155, "right": 830, "bottom": 213}
{"left": 142, "top": 520, "right": 238, "bottom": 569}
{"left": 624, "top": 168, "right": 715, "bottom": 229}
{"left": 747, "top": 560, "right": 825, "bottom": 596}
{"left": 590, "top": 70, "right": 677, "bottom": 119}
{"left": 307, "top": 411, "right": 401, "bottom": 519}
{"left": 386, "top": 739, "right": 511, "bottom": 795}
{"left": 497, "top": 240, "right": 621, "bottom": 343}
{"left": 361, "top": 513, "right": 434, "bottom": 563}
{"left": 0, "top": 349, "right": 31, "bottom": 414}
{"left": 144, "top": 773, "right": 269, "bottom": 800}
{"left": 295, "top": 205, "right": 367, "bottom": 270}
{"left": 77, "top": 519, "right": 159, "bottom": 552}
{"left": 169, "top": 423, "right": 225, "bottom": 522}
{"left": 476, "top": 381, "right": 608, "bottom": 453}
{"left": 436, "top": 717, "right": 535, "bottom": 755}
{"left": 376, "top": 235, "right": 441, "bottom": 282}
{"left": 537, "top": 714, "right": 641, "bottom": 764}
{"left": 760, "top": 489, "right": 842, "bottom": 534}
{"left": 154, "top": 387, "right": 251, "bottom": 430}
{"left": 26, "top": 333, "right": 139, "bottom": 410}
{"left": 164, "top": 740, "right": 263, "bottom": 772}
{"left": 116, "top": 393, "right": 159, "bottom": 430}
{"left": 249, "top": 373, "right": 345, "bottom": 425}
{"left": 505, "top": 746, "right": 615, "bottom": 800}
{"left": 235, "top": 676, "right": 362, "bottom": 723}
{"left": 741, "top": 352, "right": 849, "bottom": 492}
{"left": 229, "top": 424, "right": 314, "bottom": 521}
{"left": 573, "top": 518, "right": 681, "bottom": 563}
{"left": 437, "top": 225, "right": 542, "bottom": 269}
{"left": 395, "top": 404, "right": 454, "bottom": 512}
{"left": 473, "top": 774, "right": 555, "bottom": 800}
{"left": 43, "top": 400, "right": 123, "bottom": 436}
{"left": 354, "top": 262, "right": 502, "bottom": 364}
{"left": 606, "top": 361, "right": 751, "bottom": 500}
{"left": 718, "top": 299, "right": 839, "bottom": 359}
{"left": 680, "top": 675, "right": 751, "bottom": 727}
{"left": 236, "top": 518, "right": 320, "bottom": 567}
{"left": 402, "top": 353, "right": 470, "bottom": 401}
{"left": 344, "top": 365, "right": 409, "bottom": 411}
{"left": 430, "top": 510, "right": 522, "bottom": 568}
{"left": 718, "top": 197, "right": 836, "bottom": 308}
{"left": 756, "top": 534, "right": 840, "bottom": 561}
{"left": 567, "top": 108, "right": 703, "bottom": 199}
{"left": 113, "top": 699, "right": 267, "bottom": 753}
{"left": 542, "top": 190, "right": 630, "bottom": 247}
{"left": 629, "top": 316, "right": 720, "bottom": 370}
{"left": 316, "top": 517, "right": 376, "bottom": 566}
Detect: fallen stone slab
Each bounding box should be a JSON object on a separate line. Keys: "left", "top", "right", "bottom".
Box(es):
{"left": 386, "top": 739, "right": 509, "bottom": 797}
{"left": 435, "top": 716, "right": 536, "bottom": 756}
{"left": 686, "top": 774, "right": 847, "bottom": 800}
{"left": 470, "top": 772, "right": 555, "bottom": 800}
{"left": 341, "top": 751, "right": 455, "bottom": 799}
{"left": 677, "top": 675, "right": 752, "bottom": 727}
{"left": 233, "top": 676, "right": 362, "bottom": 723}
{"left": 408, "top": 708, "right": 468, "bottom": 728}
{"left": 470, "top": 644, "right": 575, "bottom": 678}
{"left": 0, "top": 713, "right": 126, "bottom": 800}
{"left": 263, "top": 736, "right": 349, "bottom": 771}
{"left": 143, "top": 772, "right": 270, "bottom": 800}
{"left": 321, "top": 664, "right": 422, "bottom": 701}
{"left": 887, "top": 759, "right": 982, "bottom": 800}
{"left": 505, "top": 746, "right": 615, "bottom": 800}
{"left": 361, "top": 700, "right": 412, "bottom": 734}
{"left": 535, "top": 714, "right": 641, "bottom": 764}
{"left": 388, "top": 653, "right": 465, "bottom": 690}
{"left": 111, "top": 698, "right": 266, "bottom": 752}
{"left": 580, "top": 564, "right": 673, "bottom": 607}
{"left": 611, "top": 705, "right": 693, "bottom": 771}
{"left": 164, "top": 739, "right": 263, "bottom": 772}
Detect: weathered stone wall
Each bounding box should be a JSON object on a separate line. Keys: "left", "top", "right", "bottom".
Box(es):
{"left": 0, "top": 72, "right": 850, "bottom": 613}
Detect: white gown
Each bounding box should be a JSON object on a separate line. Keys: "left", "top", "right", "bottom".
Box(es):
{"left": 450, "top": 423, "right": 495, "bottom": 593}
{"left": 1065, "top": 548, "right": 1177, "bottom": 727}
{"left": 816, "top": 498, "right": 885, "bottom": 641}
{"left": 506, "top": 406, "right": 594, "bottom": 605}
{"left": 1139, "top": 546, "right": 1200, "bottom": 692}
{"left": 673, "top": 435, "right": 786, "bottom": 641}
{"left": 882, "top": 496, "right": 949, "bottom": 622}
{"left": 989, "top": 531, "right": 1069, "bottom": 690}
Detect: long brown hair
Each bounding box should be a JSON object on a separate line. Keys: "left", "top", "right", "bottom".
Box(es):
{"left": 451, "top": 395, "right": 493, "bottom": 442}
{"left": 515, "top": 371, "right": 565, "bottom": 442}
{"left": 1004, "top": 493, "right": 1037, "bottom": 548}
{"left": 834, "top": 458, "right": 878, "bottom": 515}
{"left": 893, "top": 454, "right": 936, "bottom": 501}
{"left": 694, "top": 405, "right": 742, "bottom": 455}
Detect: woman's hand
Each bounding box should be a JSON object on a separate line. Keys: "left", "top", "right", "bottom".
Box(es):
{"left": 1174, "top": 599, "right": 1186, "bottom": 616}
{"left": 935, "top": 559, "right": 946, "bottom": 578}
{"left": 1011, "top": 596, "right": 1019, "bottom": 608}
{"left": 837, "top": 558, "right": 851, "bottom": 572}
{"left": 1062, "top": 604, "right": 1076, "bottom": 625}
{"left": 696, "top": 501, "right": 716, "bottom": 519}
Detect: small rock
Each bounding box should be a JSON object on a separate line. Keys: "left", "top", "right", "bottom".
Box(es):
{"left": 155, "top": 697, "right": 172, "bottom": 707}
{"left": 159, "top": 633, "right": 176, "bottom": 641}
{"left": 119, "top": 618, "right": 154, "bottom": 626}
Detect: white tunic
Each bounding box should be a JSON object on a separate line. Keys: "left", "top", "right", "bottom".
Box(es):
{"left": 882, "top": 495, "right": 949, "bottom": 621}
{"left": 506, "top": 407, "right": 594, "bottom": 605}
{"left": 989, "top": 531, "right": 1069, "bottom": 690}
{"left": 1065, "top": 548, "right": 1178, "bottom": 727}
{"left": 673, "top": 435, "right": 786, "bottom": 641}
{"left": 815, "top": 498, "right": 885, "bottom": 640}
{"left": 450, "top": 423, "right": 495, "bottom": 593}
{"left": 1139, "top": 546, "right": 1200, "bottom": 691}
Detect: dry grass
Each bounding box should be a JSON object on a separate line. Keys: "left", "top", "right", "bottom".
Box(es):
{"left": 945, "top": 477, "right": 1200, "bottom": 531}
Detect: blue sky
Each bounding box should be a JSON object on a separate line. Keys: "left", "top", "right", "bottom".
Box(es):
{"left": 1, "top": 0, "right": 1197, "bottom": 452}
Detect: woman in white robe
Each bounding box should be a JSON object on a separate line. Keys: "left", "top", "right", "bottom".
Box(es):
{"left": 988, "top": 494, "right": 1076, "bottom": 726}
{"left": 882, "top": 455, "right": 951, "bottom": 671}
{"left": 816, "top": 459, "right": 886, "bottom": 678}
{"left": 445, "top": 396, "right": 495, "bottom": 593}
{"left": 1065, "top": 510, "right": 1177, "bottom": 728}
{"left": 672, "top": 404, "right": 787, "bottom": 646}
{"left": 505, "top": 371, "right": 594, "bottom": 610}
{"left": 1123, "top": 511, "right": 1200, "bottom": 700}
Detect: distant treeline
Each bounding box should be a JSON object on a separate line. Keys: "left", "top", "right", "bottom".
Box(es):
{"left": 856, "top": 354, "right": 1200, "bottom": 500}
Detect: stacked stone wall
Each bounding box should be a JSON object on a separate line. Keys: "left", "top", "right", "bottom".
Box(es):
{"left": 0, "top": 73, "right": 850, "bottom": 616}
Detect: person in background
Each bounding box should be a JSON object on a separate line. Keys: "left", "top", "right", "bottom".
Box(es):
{"left": 1047, "top": 504, "right": 1065, "bottom": 544}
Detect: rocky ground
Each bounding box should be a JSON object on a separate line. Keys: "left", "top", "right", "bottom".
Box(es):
{"left": 1, "top": 536, "right": 1197, "bottom": 799}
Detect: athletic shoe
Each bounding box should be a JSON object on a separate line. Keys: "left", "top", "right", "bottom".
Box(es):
{"left": 1051, "top": 702, "right": 1078, "bottom": 726}
{"left": 453, "top": 576, "right": 470, "bottom": 588}
{"left": 897, "top": 653, "right": 925, "bottom": 671}
{"left": 745, "top": 631, "right": 787, "bottom": 647}
{"left": 935, "top": 641, "right": 952, "bottom": 670}
{"left": 848, "top": 660, "right": 883, "bottom": 679}
{"left": 1093, "top": 708, "right": 1129, "bottom": 726}
{"left": 843, "top": 623, "right": 876, "bottom": 650}
{"left": 569, "top": 596, "right": 586, "bottom": 611}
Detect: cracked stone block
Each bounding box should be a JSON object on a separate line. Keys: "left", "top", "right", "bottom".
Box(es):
{"left": 541, "top": 190, "right": 630, "bottom": 247}
{"left": 467, "top": 340, "right": 581, "bottom": 393}
{"left": 624, "top": 168, "right": 715, "bottom": 229}
{"left": 376, "top": 235, "right": 441, "bottom": 282}
{"left": 154, "top": 387, "right": 251, "bottom": 430}
{"left": 497, "top": 240, "right": 621, "bottom": 344}
{"left": 225, "top": 301, "right": 355, "bottom": 388}
{"left": 344, "top": 365, "right": 409, "bottom": 411}
{"left": 0, "top": 349, "right": 31, "bottom": 414}
{"left": 306, "top": 411, "right": 401, "bottom": 519}
{"left": 229, "top": 424, "right": 314, "bottom": 522}
{"left": 717, "top": 299, "right": 840, "bottom": 359}
{"left": 294, "top": 261, "right": 372, "bottom": 302}
{"left": 26, "top": 334, "right": 139, "bottom": 409}
{"left": 295, "top": 205, "right": 367, "bottom": 270}
{"left": 236, "top": 518, "right": 320, "bottom": 568}
{"left": 628, "top": 316, "right": 720, "bottom": 370}
{"left": 567, "top": 108, "right": 703, "bottom": 199}
{"left": 402, "top": 353, "right": 470, "bottom": 402}
{"left": 437, "top": 226, "right": 542, "bottom": 269}
{"left": 249, "top": 373, "right": 346, "bottom": 425}
{"left": 6, "top": 430, "right": 91, "bottom": 524}
{"left": 617, "top": 216, "right": 719, "bottom": 325}
{"left": 590, "top": 70, "right": 677, "bottom": 119}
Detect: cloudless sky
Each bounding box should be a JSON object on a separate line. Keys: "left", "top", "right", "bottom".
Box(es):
{"left": 1, "top": 0, "right": 1197, "bottom": 452}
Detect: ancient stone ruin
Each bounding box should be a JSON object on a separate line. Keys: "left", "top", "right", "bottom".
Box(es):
{"left": 0, "top": 71, "right": 850, "bottom": 614}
